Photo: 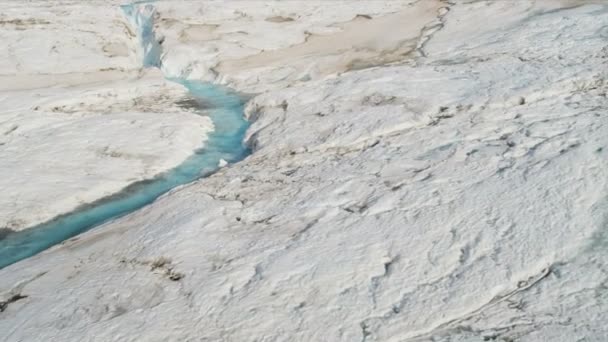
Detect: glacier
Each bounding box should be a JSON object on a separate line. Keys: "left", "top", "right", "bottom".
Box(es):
{"left": 1, "top": 1, "right": 608, "bottom": 341}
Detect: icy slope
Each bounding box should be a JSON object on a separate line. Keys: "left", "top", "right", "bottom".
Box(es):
{"left": 1, "top": 1, "right": 608, "bottom": 342}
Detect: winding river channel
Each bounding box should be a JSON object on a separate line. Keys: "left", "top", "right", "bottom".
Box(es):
{"left": 0, "top": 3, "right": 251, "bottom": 269}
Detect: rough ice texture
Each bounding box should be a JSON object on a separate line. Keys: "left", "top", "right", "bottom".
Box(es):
{"left": 2, "top": 1, "right": 608, "bottom": 341}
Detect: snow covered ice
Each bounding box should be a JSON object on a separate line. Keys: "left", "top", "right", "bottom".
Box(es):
{"left": 1, "top": 1, "right": 608, "bottom": 341}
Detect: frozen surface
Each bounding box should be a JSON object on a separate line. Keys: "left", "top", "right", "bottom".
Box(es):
{"left": 2, "top": 1, "right": 608, "bottom": 342}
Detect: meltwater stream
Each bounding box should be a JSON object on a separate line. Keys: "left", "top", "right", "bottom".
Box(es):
{"left": 0, "top": 80, "right": 250, "bottom": 269}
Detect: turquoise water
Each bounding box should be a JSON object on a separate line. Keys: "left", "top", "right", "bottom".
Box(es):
{"left": 0, "top": 80, "right": 250, "bottom": 269}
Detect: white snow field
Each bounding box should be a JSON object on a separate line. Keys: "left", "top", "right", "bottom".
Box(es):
{"left": 2, "top": 0, "right": 608, "bottom": 341}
